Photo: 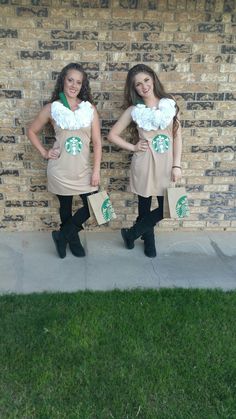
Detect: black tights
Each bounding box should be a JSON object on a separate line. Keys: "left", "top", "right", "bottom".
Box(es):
{"left": 57, "top": 193, "right": 93, "bottom": 228}
{"left": 138, "top": 195, "right": 164, "bottom": 226}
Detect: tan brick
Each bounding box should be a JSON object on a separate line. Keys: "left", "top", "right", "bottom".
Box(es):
{"left": 225, "top": 22, "right": 236, "bottom": 32}
{"left": 218, "top": 161, "right": 236, "bottom": 169}
{"left": 70, "top": 41, "right": 99, "bottom": 51}
{"left": 189, "top": 161, "right": 214, "bottom": 169}
{"left": 195, "top": 1, "right": 206, "bottom": 11}
{"left": 193, "top": 110, "right": 220, "bottom": 119}
{"left": 174, "top": 33, "right": 204, "bottom": 43}
{"left": 189, "top": 207, "right": 208, "bottom": 214}
{"left": 18, "top": 28, "right": 49, "bottom": 41}
{"left": 144, "top": 11, "right": 174, "bottom": 21}
{"left": 0, "top": 6, "right": 15, "bottom": 16}
{"left": 7, "top": 38, "right": 37, "bottom": 49}
{"left": 215, "top": 102, "right": 236, "bottom": 111}
{"left": 0, "top": 39, "right": 7, "bottom": 48}
{"left": 112, "top": 31, "right": 142, "bottom": 42}
{"left": 220, "top": 128, "right": 236, "bottom": 138}
{"left": 81, "top": 51, "right": 107, "bottom": 61}
{"left": 187, "top": 177, "right": 212, "bottom": 185}
{"left": 41, "top": 18, "right": 69, "bottom": 29}
{"left": 51, "top": 51, "right": 83, "bottom": 61}
{"left": 187, "top": 192, "right": 211, "bottom": 200}
{"left": 214, "top": 0, "right": 224, "bottom": 12}
{"left": 201, "top": 73, "right": 228, "bottom": 83}
{"left": 70, "top": 19, "right": 99, "bottom": 30}
{"left": 209, "top": 153, "right": 235, "bottom": 163}
{"left": 148, "top": 32, "right": 174, "bottom": 42}
{"left": 48, "top": 7, "right": 78, "bottom": 18}
{"left": 6, "top": 17, "right": 36, "bottom": 28}
{"left": 229, "top": 74, "right": 236, "bottom": 82}
{"left": 219, "top": 83, "right": 236, "bottom": 92}
{"left": 193, "top": 43, "right": 221, "bottom": 54}
{"left": 111, "top": 9, "right": 142, "bottom": 19}
{"left": 111, "top": 72, "right": 127, "bottom": 82}
{"left": 203, "top": 185, "right": 229, "bottom": 192}
{"left": 213, "top": 177, "right": 235, "bottom": 184}
{"left": 177, "top": 11, "right": 206, "bottom": 21}
{"left": 83, "top": 9, "right": 112, "bottom": 19}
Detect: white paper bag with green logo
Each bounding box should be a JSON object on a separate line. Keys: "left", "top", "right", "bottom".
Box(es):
{"left": 88, "top": 191, "right": 117, "bottom": 225}
{"left": 164, "top": 184, "right": 190, "bottom": 219}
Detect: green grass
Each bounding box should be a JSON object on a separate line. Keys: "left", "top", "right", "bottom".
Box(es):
{"left": 0, "top": 289, "right": 236, "bottom": 418}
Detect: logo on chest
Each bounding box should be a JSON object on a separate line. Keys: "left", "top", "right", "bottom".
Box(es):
{"left": 152, "top": 134, "right": 170, "bottom": 153}
{"left": 65, "top": 137, "right": 83, "bottom": 155}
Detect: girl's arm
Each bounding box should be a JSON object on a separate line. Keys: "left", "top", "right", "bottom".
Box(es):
{"left": 27, "top": 103, "right": 59, "bottom": 160}
{"left": 91, "top": 107, "right": 102, "bottom": 187}
{"left": 108, "top": 107, "right": 148, "bottom": 152}
{"left": 172, "top": 118, "right": 182, "bottom": 182}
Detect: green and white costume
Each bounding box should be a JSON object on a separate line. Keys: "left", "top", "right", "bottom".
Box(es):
{"left": 47, "top": 100, "right": 98, "bottom": 196}
{"left": 130, "top": 98, "right": 176, "bottom": 198}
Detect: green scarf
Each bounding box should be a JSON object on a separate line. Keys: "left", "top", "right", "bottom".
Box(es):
{"left": 59, "top": 92, "right": 71, "bottom": 110}
{"left": 134, "top": 98, "right": 144, "bottom": 105}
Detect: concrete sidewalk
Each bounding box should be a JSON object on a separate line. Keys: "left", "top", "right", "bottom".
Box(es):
{"left": 0, "top": 231, "right": 236, "bottom": 294}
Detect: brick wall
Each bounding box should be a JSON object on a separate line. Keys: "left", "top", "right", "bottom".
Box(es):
{"left": 0, "top": 0, "right": 235, "bottom": 232}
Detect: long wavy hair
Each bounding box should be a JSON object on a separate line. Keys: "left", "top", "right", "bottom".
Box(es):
{"left": 124, "top": 64, "right": 180, "bottom": 137}
{"left": 50, "top": 63, "right": 93, "bottom": 103}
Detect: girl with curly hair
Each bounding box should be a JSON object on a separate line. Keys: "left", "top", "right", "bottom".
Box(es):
{"left": 28, "top": 63, "right": 102, "bottom": 259}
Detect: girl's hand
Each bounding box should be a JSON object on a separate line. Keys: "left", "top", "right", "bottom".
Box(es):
{"left": 134, "top": 140, "right": 149, "bottom": 152}
{"left": 46, "top": 147, "right": 60, "bottom": 160}
{"left": 171, "top": 167, "right": 182, "bottom": 182}
{"left": 91, "top": 171, "right": 100, "bottom": 187}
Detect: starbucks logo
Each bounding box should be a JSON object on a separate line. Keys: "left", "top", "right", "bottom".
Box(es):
{"left": 176, "top": 195, "right": 190, "bottom": 218}
{"left": 65, "top": 136, "right": 83, "bottom": 155}
{"left": 101, "top": 197, "right": 114, "bottom": 222}
{"left": 152, "top": 134, "right": 170, "bottom": 153}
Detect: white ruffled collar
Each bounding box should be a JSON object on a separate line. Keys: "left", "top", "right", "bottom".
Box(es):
{"left": 51, "top": 100, "right": 94, "bottom": 130}
{"left": 131, "top": 98, "right": 176, "bottom": 131}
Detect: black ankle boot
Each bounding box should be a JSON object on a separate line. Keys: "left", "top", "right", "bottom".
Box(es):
{"left": 143, "top": 228, "right": 157, "bottom": 258}
{"left": 52, "top": 230, "right": 67, "bottom": 259}
{"left": 121, "top": 216, "right": 156, "bottom": 250}
{"left": 68, "top": 230, "right": 85, "bottom": 257}
{"left": 52, "top": 219, "right": 85, "bottom": 258}
{"left": 121, "top": 228, "right": 135, "bottom": 249}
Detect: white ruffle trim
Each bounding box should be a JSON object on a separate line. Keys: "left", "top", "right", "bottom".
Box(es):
{"left": 131, "top": 98, "right": 176, "bottom": 131}
{"left": 51, "top": 100, "right": 94, "bottom": 130}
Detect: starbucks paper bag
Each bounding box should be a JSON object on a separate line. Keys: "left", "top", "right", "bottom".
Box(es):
{"left": 164, "top": 185, "right": 190, "bottom": 219}
{"left": 88, "top": 191, "right": 116, "bottom": 225}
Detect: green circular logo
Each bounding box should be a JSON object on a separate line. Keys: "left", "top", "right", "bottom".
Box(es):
{"left": 65, "top": 137, "right": 83, "bottom": 155}
{"left": 176, "top": 195, "right": 190, "bottom": 218}
{"left": 101, "top": 197, "right": 114, "bottom": 222}
{"left": 152, "top": 134, "right": 170, "bottom": 153}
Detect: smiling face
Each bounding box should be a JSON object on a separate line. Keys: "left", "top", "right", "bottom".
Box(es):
{"left": 63, "top": 69, "right": 83, "bottom": 100}
{"left": 133, "top": 72, "right": 154, "bottom": 99}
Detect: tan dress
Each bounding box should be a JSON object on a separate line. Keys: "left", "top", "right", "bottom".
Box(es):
{"left": 130, "top": 124, "right": 173, "bottom": 197}
{"left": 129, "top": 99, "right": 176, "bottom": 198}
{"left": 47, "top": 101, "right": 98, "bottom": 196}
